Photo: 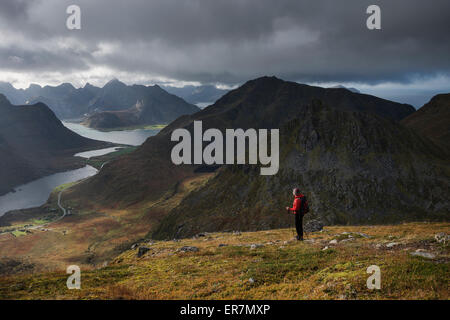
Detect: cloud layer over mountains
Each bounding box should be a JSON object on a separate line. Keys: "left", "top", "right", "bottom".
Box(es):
{"left": 0, "top": 0, "right": 449, "bottom": 92}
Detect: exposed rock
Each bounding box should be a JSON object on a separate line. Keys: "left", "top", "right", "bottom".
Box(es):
{"left": 179, "top": 246, "right": 199, "bottom": 252}
{"left": 137, "top": 246, "right": 150, "bottom": 257}
{"left": 322, "top": 246, "right": 329, "bottom": 251}
{"left": 218, "top": 244, "right": 228, "bottom": 247}
{"left": 386, "top": 242, "right": 399, "bottom": 248}
{"left": 354, "top": 232, "right": 370, "bottom": 238}
{"left": 250, "top": 244, "right": 264, "bottom": 249}
{"left": 248, "top": 278, "right": 255, "bottom": 284}
{"left": 410, "top": 251, "right": 436, "bottom": 259}
{"left": 434, "top": 233, "right": 449, "bottom": 244}
{"left": 329, "top": 239, "right": 338, "bottom": 245}
{"left": 131, "top": 243, "right": 138, "bottom": 250}
{"left": 304, "top": 220, "right": 324, "bottom": 233}
{"left": 196, "top": 232, "right": 208, "bottom": 237}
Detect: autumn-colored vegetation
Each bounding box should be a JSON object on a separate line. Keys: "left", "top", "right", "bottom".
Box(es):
{"left": 0, "top": 222, "right": 448, "bottom": 300}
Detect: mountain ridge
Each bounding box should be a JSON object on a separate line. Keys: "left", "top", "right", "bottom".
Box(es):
{"left": 401, "top": 93, "right": 450, "bottom": 149}
{"left": 0, "top": 80, "right": 200, "bottom": 122}
{"left": 0, "top": 95, "right": 109, "bottom": 195}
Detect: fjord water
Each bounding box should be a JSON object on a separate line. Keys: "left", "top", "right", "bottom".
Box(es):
{"left": 0, "top": 165, "right": 98, "bottom": 216}
{"left": 0, "top": 124, "right": 161, "bottom": 216}
{"left": 75, "top": 147, "right": 122, "bottom": 158}
{"left": 63, "top": 121, "right": 159, "bottom": 146}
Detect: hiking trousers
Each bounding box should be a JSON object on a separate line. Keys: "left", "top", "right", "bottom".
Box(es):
{"left": 294, "top": 212, "right": 303, "bottom": 238}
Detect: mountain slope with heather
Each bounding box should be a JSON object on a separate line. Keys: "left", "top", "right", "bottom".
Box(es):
{"left": 401, "top": 93, "right": 450, "bottom": 149}
{"left": 1, "top": 222, "right": 448, "bottom": 300}
{"left": 0, "top": 95, "right": 108, "bottom": 195}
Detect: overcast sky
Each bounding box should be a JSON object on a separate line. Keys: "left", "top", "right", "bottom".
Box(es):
{"left": 0, "top": 0, "right": 449, "bottom": 106}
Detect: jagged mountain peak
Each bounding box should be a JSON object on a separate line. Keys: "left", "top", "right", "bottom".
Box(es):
{"left": 104, "top": 78, "right": 126, "bottom": 87}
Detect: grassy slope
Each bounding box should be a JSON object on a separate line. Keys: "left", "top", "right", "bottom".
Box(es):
{"left": 86, "top": 146, "right": 138, "bottom": 169}
{"left": 0, "top": 222, "right": 448, "bottom": 300}
{"left": 0, "top": 172, "right": 215, "bottom": 274}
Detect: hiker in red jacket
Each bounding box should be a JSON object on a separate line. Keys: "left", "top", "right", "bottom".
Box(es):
{"left": 286, "top": 188, "right": 308, "bottom": 241}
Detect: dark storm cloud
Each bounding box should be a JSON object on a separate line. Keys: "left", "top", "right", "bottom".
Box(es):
{"left": 0, "top": 0, "right": 449, "bottom": 86}
{"left": 0, "top": 0, "right": 35, "bottom": 19}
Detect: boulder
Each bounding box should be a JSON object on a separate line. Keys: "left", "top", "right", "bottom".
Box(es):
{"left": 354, "top": 232, "right": 370, "bottom": 238}
{"left": 386, "top": 242, "right": 399, "bottom": 248}
{"left": 304, "top": 220, "right": 324, "bottom": 233}
{"left": 137, "top": 246, "right": 150, "bottom": 257}
{"left": 196, "top": 233, "right": 207, "bottom": 237}
{"left": 434, "top": 233, "right": 449, "bottom": 244}
{"left": 410, "top": 251, "right": 436, "bottom": 259}
{"left": 179, "top": 246, "right": 199, "bottom": 252}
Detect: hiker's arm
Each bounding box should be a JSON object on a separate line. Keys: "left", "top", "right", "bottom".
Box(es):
{"left": 287, "top": 198, "right": 300, "bottom": 213}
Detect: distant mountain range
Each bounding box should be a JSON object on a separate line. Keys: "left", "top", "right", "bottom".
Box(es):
{"left": 330, "top": 85, "right": 360, "bottom": 93}
{"left": 0, "top": 80, "right": 200, "bottom": 127}
{"left": 82, "top": 80, "right": 200, "bottom": 129}
{"left": 0, "top": 81, "right": 100, "bottom": 119}
{"left": 62, "top": 76, "right": 449, "bottom": 239}
{"left": 162, "top": 84, "right": 229, "bottom": 105}
{"left": 0, "top": 95, "right": 108, "bottom": 195}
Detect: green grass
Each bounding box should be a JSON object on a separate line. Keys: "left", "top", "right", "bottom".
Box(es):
{"left": 53, "top": 181, "right": 79, "bottom": 193}
{"left": 11, "top": 230, "right": 27, "bottom": 237}
{"left": 87, "top": 146, "right": 138, "bottom": 169}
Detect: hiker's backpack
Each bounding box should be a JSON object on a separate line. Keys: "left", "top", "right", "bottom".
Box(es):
{"left": 300, "top": 196, "right": 310, "bottom": 215}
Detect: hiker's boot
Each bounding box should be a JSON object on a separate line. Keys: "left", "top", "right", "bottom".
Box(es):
{"left": 297, "top": 235, "right": 304, "bottom": 241}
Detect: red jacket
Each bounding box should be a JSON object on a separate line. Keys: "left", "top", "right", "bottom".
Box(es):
{"left": 289, "top": 194, "right": 304, "bottom": 214}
